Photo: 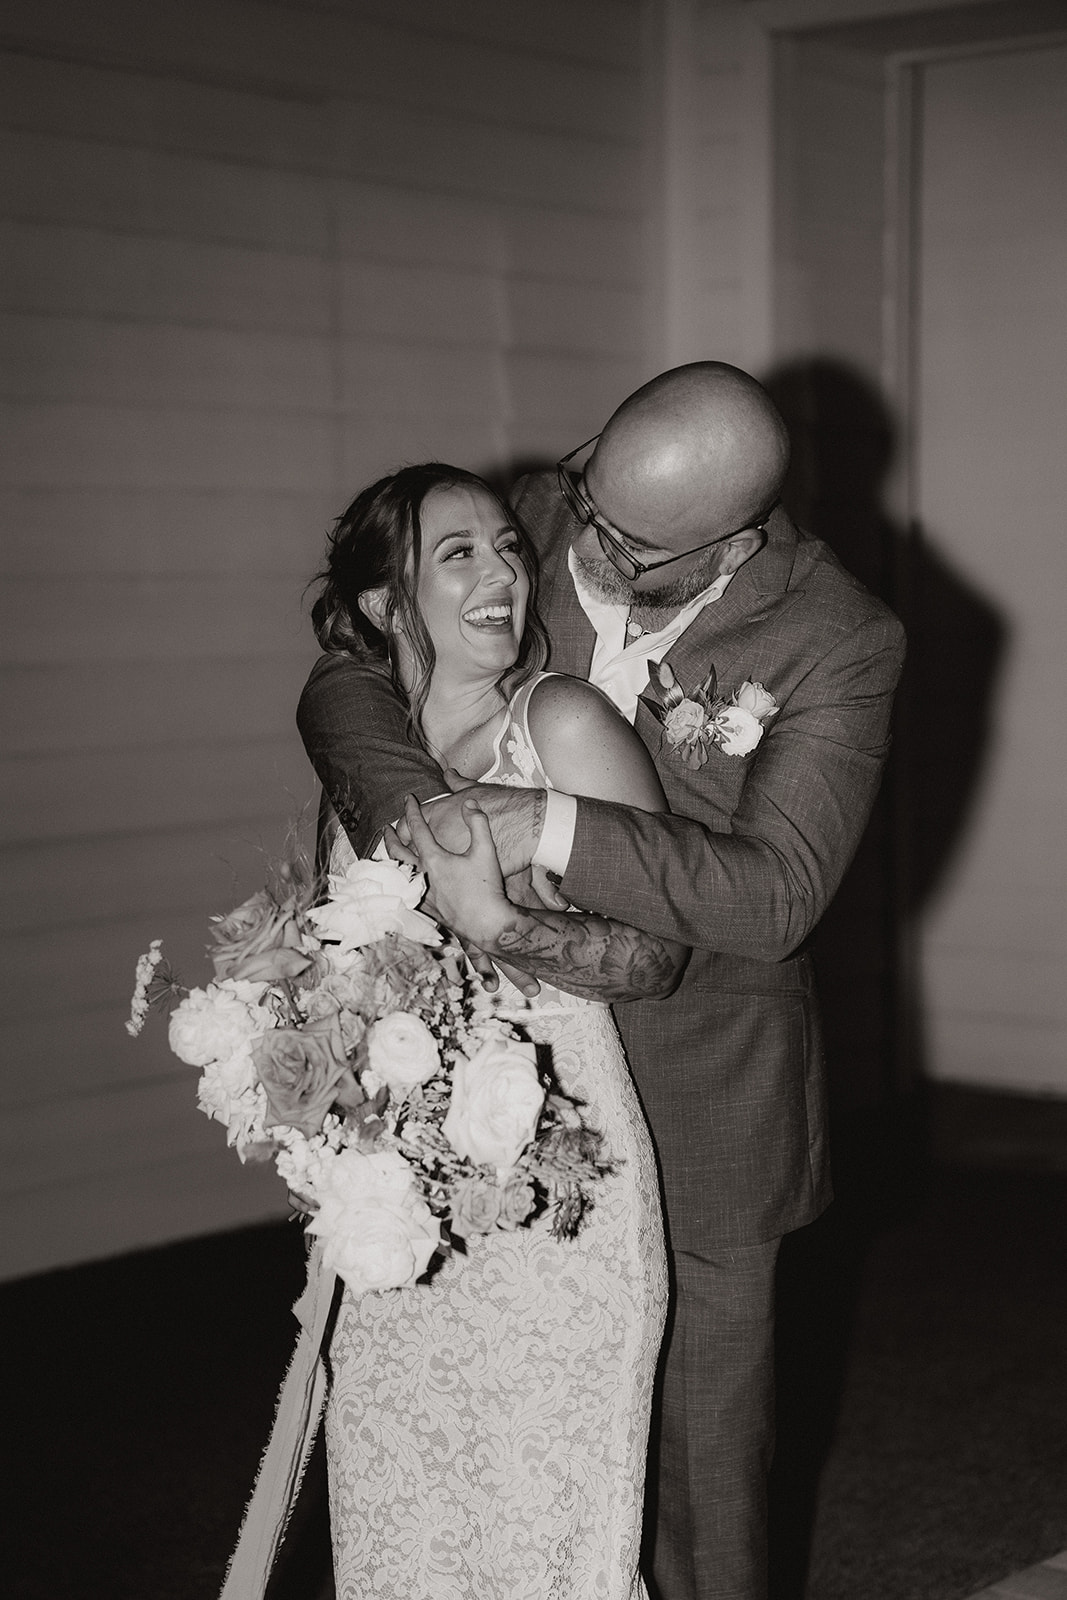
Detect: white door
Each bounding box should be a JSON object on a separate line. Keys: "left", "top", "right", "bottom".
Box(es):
{"left": 915, "top": 40, "right": 1067, "bottom": 1093}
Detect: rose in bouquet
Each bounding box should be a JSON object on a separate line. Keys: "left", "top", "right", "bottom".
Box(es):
{"left": 127, "top": 853, "right": 610, "bottom": 1295}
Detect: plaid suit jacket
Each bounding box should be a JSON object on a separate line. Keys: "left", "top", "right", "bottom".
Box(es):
{"left": 297, "top": 472, "right": 905, "bottom": 1247}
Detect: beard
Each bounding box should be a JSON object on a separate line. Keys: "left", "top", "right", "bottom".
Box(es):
{"left": 571, "top": 544, "right": 724, "bottom": 612}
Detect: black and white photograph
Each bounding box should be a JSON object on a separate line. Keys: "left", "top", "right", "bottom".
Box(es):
{"left": 1, "top": 3, "right": 1065, "bottom": 1598}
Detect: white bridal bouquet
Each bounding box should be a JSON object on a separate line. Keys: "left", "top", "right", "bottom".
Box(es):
{"left": 127, "top": 853, "right": 610, "bottom": 1297}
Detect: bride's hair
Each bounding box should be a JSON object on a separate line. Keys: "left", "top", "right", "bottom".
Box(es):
{"left": 308, "top": 463, "right": 549, "bottom": 738}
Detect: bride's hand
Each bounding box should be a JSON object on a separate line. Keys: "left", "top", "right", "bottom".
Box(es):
{"left": 403, "top": 795, "right": 513, "bottom": 948}
{"left": 401, "top": 796, "right": 541, "bottom": 999}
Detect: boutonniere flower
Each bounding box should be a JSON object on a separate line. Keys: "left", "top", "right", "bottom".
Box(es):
{"left": 641, "top": 662, "right": 778, "bottom": 769}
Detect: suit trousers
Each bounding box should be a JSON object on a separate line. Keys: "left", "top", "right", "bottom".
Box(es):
{"left": 648, "top": 1238, "right": 780, "bottom": 1600}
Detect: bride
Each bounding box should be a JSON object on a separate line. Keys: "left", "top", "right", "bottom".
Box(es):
{"left": 307, "top": 462, "right": 686, "bottom": 1599}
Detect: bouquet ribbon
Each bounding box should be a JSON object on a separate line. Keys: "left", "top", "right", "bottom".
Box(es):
{"left": 218, "top": 1238, "right": 337, "bottom": 1599}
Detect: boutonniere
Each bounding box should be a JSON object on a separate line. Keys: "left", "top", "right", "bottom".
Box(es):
{"left": 641, "top": 662, "right": 778, "bottom": 769}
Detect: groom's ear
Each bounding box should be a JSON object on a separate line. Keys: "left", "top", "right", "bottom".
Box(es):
{"left": 718, "top": 526, "right": 766, "bottom": 576}
{"left": 358, "top": 587, "right": 391, "bottom": 634}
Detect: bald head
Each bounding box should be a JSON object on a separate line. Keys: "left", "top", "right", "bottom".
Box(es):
{"left": 586, "top": 362, "right": 790, "bottom": 549}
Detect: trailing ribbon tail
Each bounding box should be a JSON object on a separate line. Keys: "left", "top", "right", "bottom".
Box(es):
{"left": 219, "top": 1238, "right": 337, "bottom": 1600}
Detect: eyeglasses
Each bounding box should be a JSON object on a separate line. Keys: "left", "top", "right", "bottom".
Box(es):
{"left": 556, "top": 434, "right": 775, "bottom": 584}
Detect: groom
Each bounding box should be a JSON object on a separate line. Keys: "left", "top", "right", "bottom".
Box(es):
{"left": 297, "top": 362, "right": 905, "bottom": 1600}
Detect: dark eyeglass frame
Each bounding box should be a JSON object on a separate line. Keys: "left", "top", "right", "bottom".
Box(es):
{"left": 556, "top": 434, "right": 776, "bottom": 583}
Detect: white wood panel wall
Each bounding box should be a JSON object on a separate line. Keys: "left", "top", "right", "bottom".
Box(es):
{"left": 0, "top": 0, "right": 655, "bottom": 1279}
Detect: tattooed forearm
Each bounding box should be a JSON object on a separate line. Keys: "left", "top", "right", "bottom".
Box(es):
{"left": 483, "top": 908, "right": 687, "bottom": 1002}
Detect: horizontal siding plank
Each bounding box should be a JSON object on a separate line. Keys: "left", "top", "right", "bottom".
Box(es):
{"left": 0, "top": 313, "right": 334, "bottom": 410}
{"left": 10, "top": 0, "right": 643, "bottom": 76}
{"left": 0, "top": 11, "right": 639, "bottom": 144}
{"left": 0, "top": 130, "right": 333, "bottom": 251}
{"left": 0, "top": 738, "right": 317, "bottom": 846}
{"left": 335, "top": 183, "right": 507, "bottom": 273}
{"left": 0, "top": 1074, "right": 217, "bottom": 1195}
{"left": 340, "top": 261, "right": 502, "bottom": 344}
{"left": 0, "top": 48, "right": 330, "bottom": 169}
{"left": 319, "top": 0, "right": 642, "bottom": 67}
{"left": 0, "top": 401, "right": 336, "bottom": 490}
{"left": 0, "top": 817, "right": 318, "bottom": 933}
{"left": 337, "top": 417, "right": 508, "bottom": 488}
{"left": 335, "top": 186, "right": 645, "bottom": 285}
{"left": 2, "top": 655, "right": 313, "bottom": 754}
{"left": 0, "top": 1148, "right": 285, "bottom": 1282}
{"left": 0, "top": 219, "right": 334, "bottom": 332}
{"left": 508, "top": 279, "right": 645, "bottom": 357}
{"left": 341, "top": 341, "right": 504, "bottom": 419}
{"left": 1, "top": 575, "right": 314, "bottom": 663}
{"left": 329, "top": 99, "right": 641, "bottom": 213}
{"left": 1, "top": 908, "right": 263, "bottom": 1023}
{"left": 506, "top": 351, "right": 649, "bottom": 434}
{"left": 1, "top": 1006, "right": 196, "bottom": 1107}
{"left": 500, "top": 209, "right": 646, "bottom": 287}
{"left": 0, "top": 488, "right": 332, "bottom": 576}
{"left": 694, "top": 215, "right": 742, "bottom": 285}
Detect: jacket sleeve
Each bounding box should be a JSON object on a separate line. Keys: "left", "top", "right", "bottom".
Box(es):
{"left": 296, "top": 654, "right": 446, "bottom": 856}
{"left": 560, "top": 609, "right": 906, "bottom": 961}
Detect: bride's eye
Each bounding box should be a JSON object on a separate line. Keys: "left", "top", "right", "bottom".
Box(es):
{"left": 441, "top": 542, "right": 473, "bottom": 561}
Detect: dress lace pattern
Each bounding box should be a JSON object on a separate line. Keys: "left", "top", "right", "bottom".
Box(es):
{"left": 325, "top": 674, "right": 668, "bottom": 1598}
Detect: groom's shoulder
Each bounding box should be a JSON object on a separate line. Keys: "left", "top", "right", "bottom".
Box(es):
{"left": 787, "top": 522, "right": 905, "bottom": 649}
{"left": 509, "top": 468, "right": 569, "bottom": 561}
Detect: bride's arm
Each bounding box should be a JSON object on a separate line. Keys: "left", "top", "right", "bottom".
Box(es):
{"left": 403, "top": 677, "right": 689, "bottom": 1002}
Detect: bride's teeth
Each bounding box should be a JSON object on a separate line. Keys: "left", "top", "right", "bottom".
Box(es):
{"left": 464, "top": 604, "right": 511, "bottom": 623}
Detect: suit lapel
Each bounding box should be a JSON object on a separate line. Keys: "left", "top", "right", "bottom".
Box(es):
{"left": 513, "top": 473, "right": 595, "bottom": 678}
{"left": 661, "top": 506, "right": 800, "bottom": 696}
{"left": 541, "top": 541, "right": 595, "bottom": 679}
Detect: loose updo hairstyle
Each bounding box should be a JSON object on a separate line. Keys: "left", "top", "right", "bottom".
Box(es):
{"left": 308, "top": 463, "right": 549, "bottom": 740}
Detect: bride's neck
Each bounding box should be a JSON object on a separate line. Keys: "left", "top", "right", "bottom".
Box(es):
{"left": 419, "top": 672, "right": 507, "bottom": 772}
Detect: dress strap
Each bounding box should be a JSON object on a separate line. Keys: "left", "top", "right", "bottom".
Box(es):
{"left": 480, "top": 672, "right": 561, "bottom": 789}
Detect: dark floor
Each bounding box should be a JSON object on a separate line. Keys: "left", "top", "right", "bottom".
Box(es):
{"left": 2, "top": 1087, "right": 1065, "bottom": 1600}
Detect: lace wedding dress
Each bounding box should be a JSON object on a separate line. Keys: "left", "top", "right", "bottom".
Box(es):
{"left": 325, "top": 673, "right": 668, "bottom": 1599}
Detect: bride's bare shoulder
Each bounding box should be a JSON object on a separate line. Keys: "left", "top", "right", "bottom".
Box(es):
{"left": 525, "top": 674, "right": 666, "bottom": 808}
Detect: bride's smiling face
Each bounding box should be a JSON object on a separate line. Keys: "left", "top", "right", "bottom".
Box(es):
{"left": 414, "top": 484, "right": 529, "bottom": 677}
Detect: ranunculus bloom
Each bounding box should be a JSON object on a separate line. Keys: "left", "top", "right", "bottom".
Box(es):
{"left": 307, "top": 1148, "right": 440, "bottom": 1295}
{"left": 168, "top": 983, "right": 267, "bottom": 1067}
{"left": 442, "top": 1036, "right": 544, "bottom": 1173}
{"left": 209, "top": 890, "right": 312, "bottom": 984}
{"left": 306, "top": 858, "right": 441, "bottom": 952}
{"left": 663, "top": 698, "right": 707, "bottom": 747}
{"left": 449, "top": 1174, "right": 503, "bottom": 1238}
{"left": 734, "top": 680, "right": 778, "bottom": 720}
{"left": 713, "top": 706, "right": 764, "bottom": 756}
{"left": 252, "top": 1017, "right": 353, "bottom": 1137}
{"left": 366, "top": 1012, "right": 441, "bottom": 1096}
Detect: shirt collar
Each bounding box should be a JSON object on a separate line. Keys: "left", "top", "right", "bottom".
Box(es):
{"left": 567, "top": 545, "right": 735, "bottom": 646}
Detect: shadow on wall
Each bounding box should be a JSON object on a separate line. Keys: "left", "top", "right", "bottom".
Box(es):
{"left": 762, "top": 355, "right": 1007, "bottom": 1600}
{"left": 765, "top": 354, "right": 1007, "bottom": 1110}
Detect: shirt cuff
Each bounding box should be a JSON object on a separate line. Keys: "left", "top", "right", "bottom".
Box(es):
{"left": 532, "top": 789, "right": 577, "bottom": 878}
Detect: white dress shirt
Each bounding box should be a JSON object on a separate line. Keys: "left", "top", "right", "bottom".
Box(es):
{"left": 533, "top": 549, "right": 736, "bottom": 876}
